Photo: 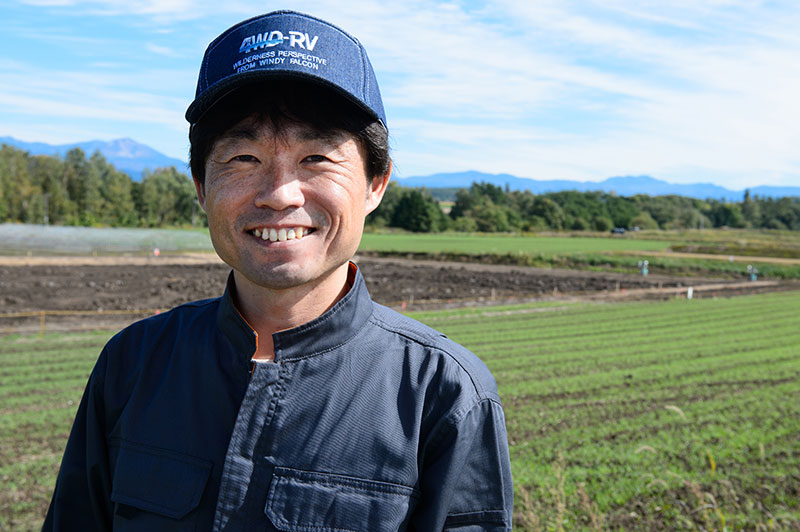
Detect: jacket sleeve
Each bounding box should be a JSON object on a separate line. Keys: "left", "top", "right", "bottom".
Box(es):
{"left": 42, "top": 351, "right": 113, "bottom": 531}
{"left": 411, "top": 397, "right": 514, "bottom": 531}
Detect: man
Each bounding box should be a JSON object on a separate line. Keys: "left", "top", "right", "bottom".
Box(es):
{"left": 44, "top": 10, "right": 513, "bottom": 531}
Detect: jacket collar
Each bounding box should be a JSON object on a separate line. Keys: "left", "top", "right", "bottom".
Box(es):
{"left": 217, "top": 262, "right": 374, "bottom": 362}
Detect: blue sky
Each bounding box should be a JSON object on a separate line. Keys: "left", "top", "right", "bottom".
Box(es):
{"left": 1, "top": 0, "right": 799, "bottom": 189}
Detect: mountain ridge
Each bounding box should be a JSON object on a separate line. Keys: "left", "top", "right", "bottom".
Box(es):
{"left": 396, "top": 171, "right": 800, "bottom": 201}
{"left": 0, "top": 136, "right": 187, "bottom": 181}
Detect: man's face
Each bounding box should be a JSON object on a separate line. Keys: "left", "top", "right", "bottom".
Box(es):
{"left": 196, "top": 115, "right": 389, "bottom": 292}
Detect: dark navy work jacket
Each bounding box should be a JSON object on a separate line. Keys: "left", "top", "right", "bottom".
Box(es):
{"left": 43, "top": 264, "right": 513, "bottom": 531}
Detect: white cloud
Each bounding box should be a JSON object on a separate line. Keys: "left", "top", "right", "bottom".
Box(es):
{"left": 145, "top": 42, "right": 182, "bottom": 58}
{"left": 371, "top": 1, "right": 800, "bottom": 186}
{"left": 0, "top": 63, "right": 189, "bottom": 131}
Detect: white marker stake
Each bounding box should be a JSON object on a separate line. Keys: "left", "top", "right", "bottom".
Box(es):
{"left": 687, "top": 287, "right": 694, "bottom": 300}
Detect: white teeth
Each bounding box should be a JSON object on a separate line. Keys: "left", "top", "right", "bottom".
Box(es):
{"left": 254, "top": 227, "right": 309, "bottom": 241}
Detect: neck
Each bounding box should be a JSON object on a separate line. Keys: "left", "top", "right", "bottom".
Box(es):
{"left": 232, "top": 262, "right": 354, "bottom": 361}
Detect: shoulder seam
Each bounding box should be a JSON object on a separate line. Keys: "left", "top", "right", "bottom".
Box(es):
{"left": 369, "top": 314, "right": 496, "bottom": 401}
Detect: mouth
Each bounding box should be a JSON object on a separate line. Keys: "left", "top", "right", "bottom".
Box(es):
{"left": 248, "top": 226, "right": 316, "bottom": 242}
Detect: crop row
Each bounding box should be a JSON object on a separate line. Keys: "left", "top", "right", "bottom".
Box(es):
{"left": 464, "top": 317, "right": 799, "bottom": 365}
{"left": 434, "top": 292, "right": 797, "bottom": 336}
{"left": 442, "top": 290, "right": 800, "bottom": 528}
{"left": 490, "top": 331, "right": 800, "bottom": 385}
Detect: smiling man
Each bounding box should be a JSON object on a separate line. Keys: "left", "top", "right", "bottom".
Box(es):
{"left": 43, "top": 10, "right": 513, "bottom": 531}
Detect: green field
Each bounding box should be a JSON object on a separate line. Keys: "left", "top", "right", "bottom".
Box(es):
{"left": 2, "top": 292, "right": 799, "bottom": 530}
{"left": 360, "top": 232, "right": 671, "bottom": 255}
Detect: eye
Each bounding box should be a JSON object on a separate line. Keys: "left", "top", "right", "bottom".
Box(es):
{"left": 302, "top": 154, "right": 330, "bottom": 164}
{"left": 229, "top": 154, "right": 259, "bottom": 163}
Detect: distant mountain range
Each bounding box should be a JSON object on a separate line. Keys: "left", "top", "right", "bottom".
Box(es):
{"left": 3, "top": 136, "right": 798, "bottom": 199}
{"left": 0, "top": 136, "right": 187, "bottom": 181}
{"left": 396, "top": 171, "right": 800, "bottom": 202}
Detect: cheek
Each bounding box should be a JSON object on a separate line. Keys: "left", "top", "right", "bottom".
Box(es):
{"left": 308, "top": 176, "right": 364, "bottom": 209}
{"left": 205, "top": 178, "right": 251, "bottom": 208}
{"left": 332, "top": 188, "right": 368, "bottom": 224}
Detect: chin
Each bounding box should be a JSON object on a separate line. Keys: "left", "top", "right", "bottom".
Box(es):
{"left": 247, "top": 266, "right": 314, "bottom": 290}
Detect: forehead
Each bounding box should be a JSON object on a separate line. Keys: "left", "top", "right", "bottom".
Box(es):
{"left": 213, "top": 114, "right": 354, "bottom": 148}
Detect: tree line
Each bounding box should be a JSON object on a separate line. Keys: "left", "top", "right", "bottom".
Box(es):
{"left": 368, "top": 182, "right": 800, "bottom": 232}
{"left": 0, "top": 144, "right": 201, "bottom": 227}
{"left": 2, "top": 143, "right": 798, "bottom": 232}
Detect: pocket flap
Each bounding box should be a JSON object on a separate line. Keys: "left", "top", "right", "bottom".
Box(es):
{"left": 266, "top": 466, "right": 417, "bottom": 532}
{"left": 111, "top": 443, "right": 212, "bottom": 519}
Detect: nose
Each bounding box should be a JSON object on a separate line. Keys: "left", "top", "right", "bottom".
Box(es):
{"left": 253, "top": 164, "right": 305, "bottom": 211}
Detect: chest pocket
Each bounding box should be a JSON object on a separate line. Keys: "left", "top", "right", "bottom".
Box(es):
{"left": 265, "top": 466, "right": 418, "bottom": 532}
{"left": 110, "top": 442, "right": 212, "bottom": 531}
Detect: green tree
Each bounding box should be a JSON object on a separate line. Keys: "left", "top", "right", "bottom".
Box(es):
{"left": 569, "top": 216, "right": 591, "bottom": 231}
{"left": 449, "top": 187, "right": 477, "bottom": 220}
{"left": 605, "top": 195, "right": 639, "bottom": 228}
{"left": 140, "top": 167, "right": 197, "bottom": 227}
{"left": 62, "top": 148, "right": 104, "bottom": 225}
{"left": 0, "top": 144, "right": 34, "bottom": 222}
{"left": 549, "top": 191, "right": 610, "bottom": 226}
{"left": 630, "top": 211, "right": 659, "bottom": 230}
{"left": 592, "top": 216, "right": 614, "bottom": 232}
{"left": 449, "top": 182, "right": 520, "bottom": 232}
{"left": 741, "top": 190, "right": 761, "bottom": 228}
{"left": 390, "top": 188, "right": 447, "bottom": 232}
{"left": 471, "top": 182, "right": 508, "bottom": 206}
{"left": 452, "top": 215, "right": 478, "bottom": 232}
{"left": 90, "top": 152, "right": 137, "bottom": 226}
{"left": 527, "top": 196, "right": 565, "bottom": 230}
{"left": 28, "top": 155, "right": 71, "bottom": 224}
{"left": 710, "top": 202, "right": 746, "bottom": 228}
{"left": 768, "top": 197, "right": 800, "bottom": 230}
{"left": 472, "top": 200, "right": 512, "bottom": 232}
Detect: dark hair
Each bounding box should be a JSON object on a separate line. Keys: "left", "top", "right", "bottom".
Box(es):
{"left": 189, "top": 80, "right": 390, "bottom": 186}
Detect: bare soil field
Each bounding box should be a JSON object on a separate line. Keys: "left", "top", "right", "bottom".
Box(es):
{"left": 1, "top": 253, "right": 792, "bottom": 330}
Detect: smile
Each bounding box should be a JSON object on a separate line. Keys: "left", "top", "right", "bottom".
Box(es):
{"left": 250, "top": 227, "right": 315, "bottom": 242}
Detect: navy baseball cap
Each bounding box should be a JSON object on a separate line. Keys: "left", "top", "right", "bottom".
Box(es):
{"left": 186, "top": 10, "right": 386, "bottom": 128}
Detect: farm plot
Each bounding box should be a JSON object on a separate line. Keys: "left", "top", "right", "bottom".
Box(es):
{"left": 0, "top": 331, "right": 113, "bottom": 530}
{"left": 414, "top": 292, "right": 800, "bottom": 530}
{"left": 2, "top": 293, "right": 799, "bottom": 530}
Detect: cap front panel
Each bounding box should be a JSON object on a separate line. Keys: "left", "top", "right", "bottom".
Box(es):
{"left": 199, "top": 14, "right": 364, "bottom": 105}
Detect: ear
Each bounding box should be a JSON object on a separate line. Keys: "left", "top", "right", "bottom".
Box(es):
{"left": 365, "top": 161, "right": 392, "bottom": 215}
{"left": 193, "top": 176, "right": 207, "bottom": 212}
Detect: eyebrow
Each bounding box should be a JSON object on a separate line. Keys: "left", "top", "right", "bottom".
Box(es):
{"left": 296, "top": 128, "right": 348, "bottom": 144}
{"left": 217, "top": 125, "right": 260, "bottom": 144}
{"left": 215, "top": 122, "right": 348, "bottom": 147}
